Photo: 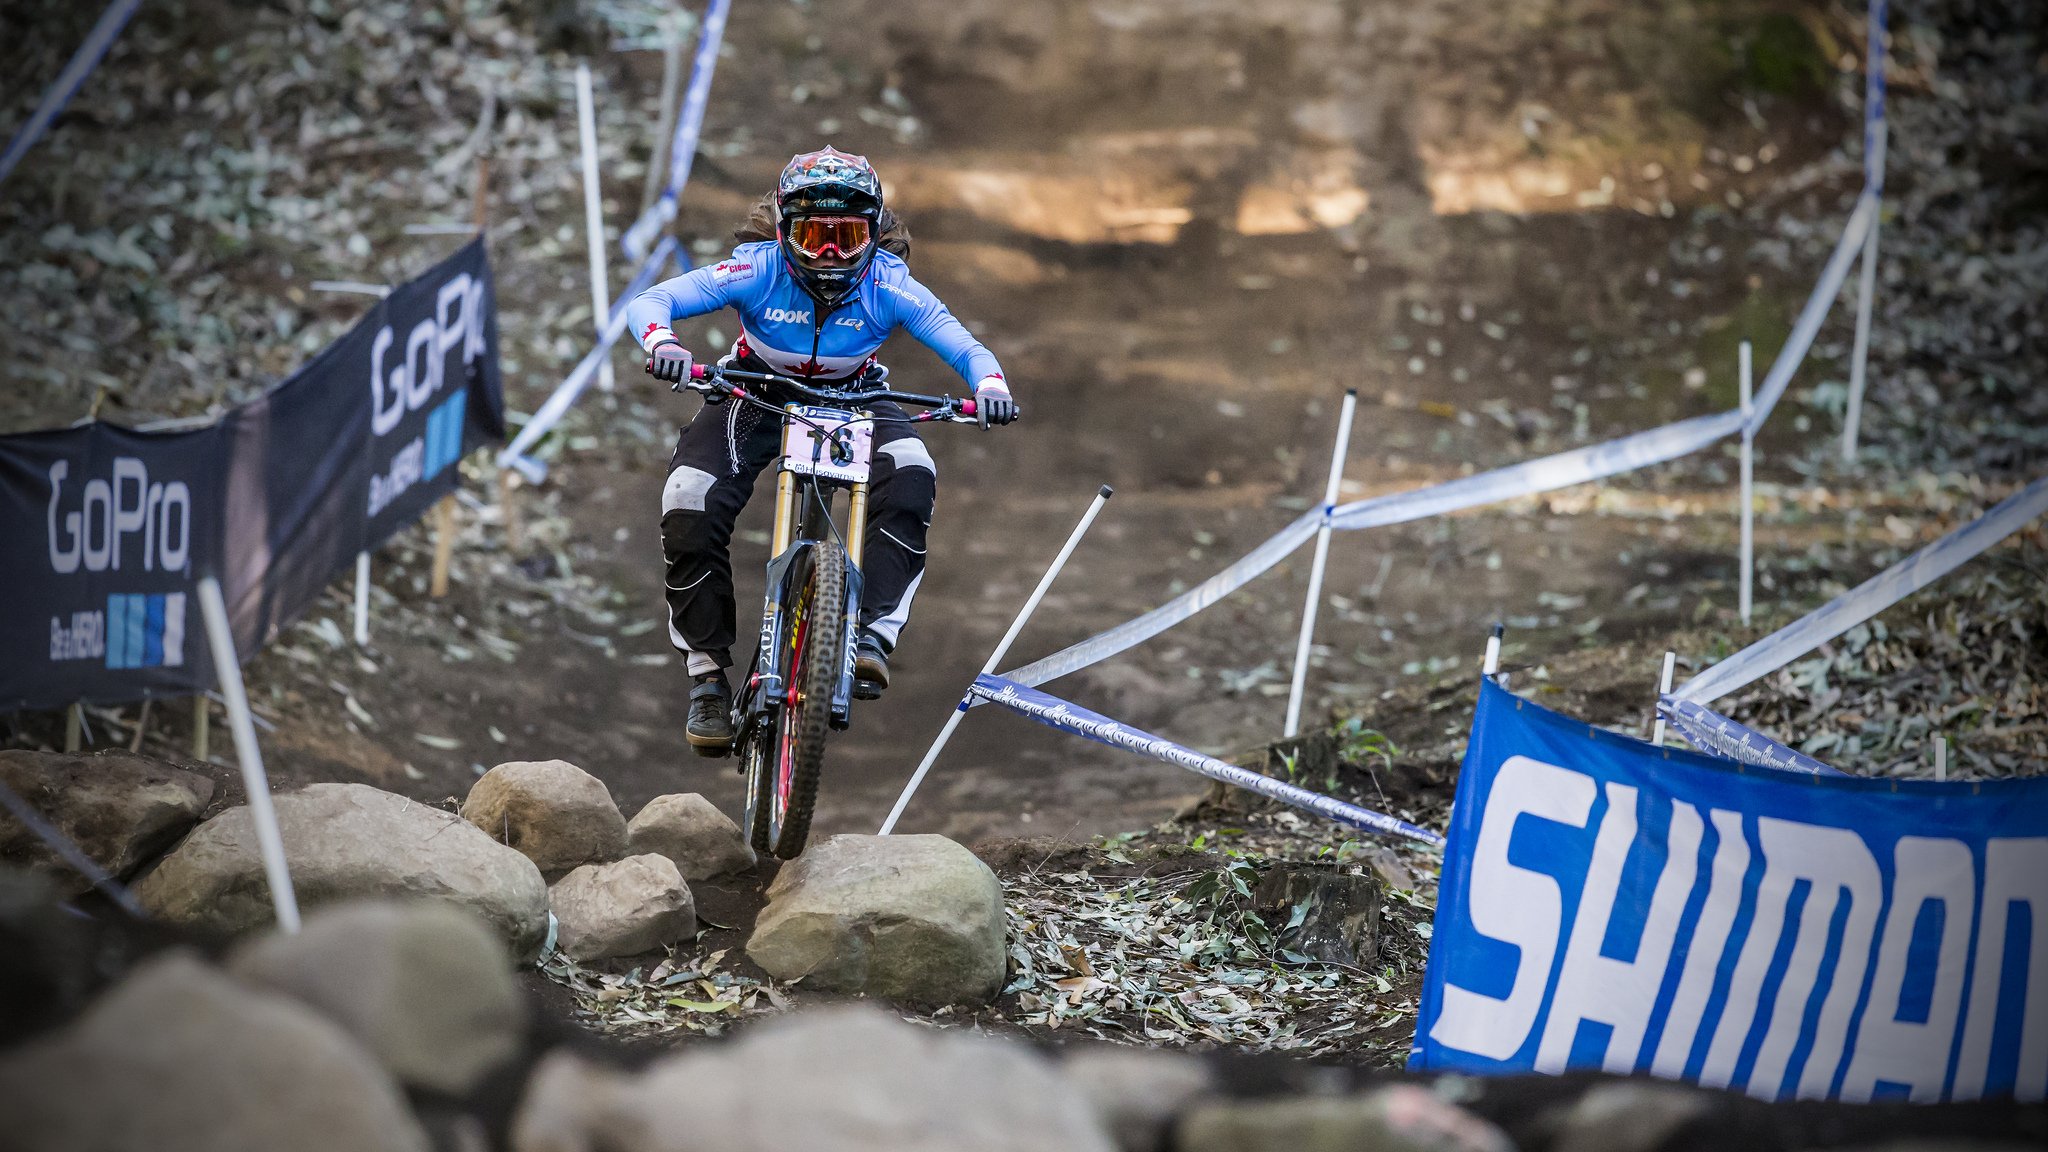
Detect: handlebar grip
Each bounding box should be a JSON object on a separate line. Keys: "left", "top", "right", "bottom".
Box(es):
{"left": 959, "top": 397, "right": 977, "bottom": 417}
{"left": 689, "top": 364, "right": 708, "bottom": 381}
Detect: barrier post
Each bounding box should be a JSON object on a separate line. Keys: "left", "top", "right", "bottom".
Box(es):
{"left": 1843, "top": 0, "right": 1889, "bottom": 462}
{"left": 1284, "top": 389, "right": 1358, "bottom": 739}
{"left": 128, "top": 698, "right": 150, "bottom": 753}
{"left": 192, "top": 695, "right": 209, "bottom": 760}
{"left": 196, "top": 576, "right": 301, "bottom": 933}
{"left": 431, "top": 497, "right": 456, "bottom": 597}
{"left": 575, "top": 63, "right": 617, "bottom": 394}
{"left": 1482, "top": 622, "right": 1503, "bottom": 678}
{"left": 879, "top": 485, "right": 1114, "bottom": 835}
{"left": 353, "top": 551, "right": 372, "bottom": 645}
{"left": 1934, "top": 735, "right": 1948, "bottom": 781}
{"left": 63, "top": 703, "right": 81, "bottom": 752}
{"left": 1739, "top": 340, "right": 1755, "bottom": 625}
{"left": 640, "top": 26, "right": 685, "bottom": 217}
{"left": 1652, "top": 650, "right": 1677, "bottom": 746}
{"left": 498, "top": 469, "right": 524, "bottom": 551}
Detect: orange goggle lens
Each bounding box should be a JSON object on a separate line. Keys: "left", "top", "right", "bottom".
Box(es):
{"left": 787, "top": 215, "right": 872, "bottom": 259}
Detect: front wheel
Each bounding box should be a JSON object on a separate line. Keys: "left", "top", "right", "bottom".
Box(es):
{"left": 742, "top": 540, "right": 845, "bottom": 859}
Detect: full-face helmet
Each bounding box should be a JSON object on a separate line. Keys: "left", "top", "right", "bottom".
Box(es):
{"left": 774, "top": 146, "right": 884, "bottom": 306}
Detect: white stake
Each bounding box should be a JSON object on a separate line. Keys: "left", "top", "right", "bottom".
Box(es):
{"left": 1284, "top": 389, "right": 1358, "bottom": 739}
{"left": 1739, "top": 340, "right": 1755, "bottom": 626}
{"left": 1482, "top": 623, "right": 1503, "bottom": 677}
{"left": 1934, "top": 734, "right": 1947, "bottom": 781}
{"left": 353, "top": 550, "right": 371, "bottom": 646}
{"left": 197, "top": 577, "right": 300, "bottom": 934}
{"left": 879, "top": 485, "right": 1115, "bottom": 835}
{"left": 1652, "top": 650, "right": 1677, "bottom": 747}
{"left": 1843, "top": 97, "right": 1888, "bottom": 461}
{"left": 576, "top": 63, "right": 616, "bottom": 394}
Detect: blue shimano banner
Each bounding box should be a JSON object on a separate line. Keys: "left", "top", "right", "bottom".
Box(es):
{"left": 1413, "top": 681, "right": 2047, "bottom": 1103}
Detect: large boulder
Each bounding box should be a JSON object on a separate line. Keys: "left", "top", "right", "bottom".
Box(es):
{"left": 0, "top": 951, "right": 429, "bottom": 1152}
{"left": 746, "top": 834, "right": 1005, "bottom": 1006}
{"left": 461, "top": 759, "right": 628, "bottom": 874}
{"left": 510, "top": 1005, "right": 1115, "bottom": 1152}
{"left": 1549, "top": 1082, "right": 1715, "bottom": 1152}
{"left": 1177, "top": 1086, "right": 1513, "bottom": 1152}
{"left": 1059, "top": 1046, "right": 1213, "bottom": 1152}
{"left": 549, "top": 854, "right": 697, "bottom": 961}
{"left": 0, "top": 749, "right": 215, "bottom": 893}
{"left": 134, "top": 782, "right": 549, "bottom": 956}
{"left": 626, "top": 793, "right": 756, "bottom": 879}
{"left": 227, "top": 900, "right": 526, "bottom": 1095}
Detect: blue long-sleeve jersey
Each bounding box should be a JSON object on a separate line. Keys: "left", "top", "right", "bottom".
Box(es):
{"left": 627, "top": 242, "right": 1007, "bottom": 391}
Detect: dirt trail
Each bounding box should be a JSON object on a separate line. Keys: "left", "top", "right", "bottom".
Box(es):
{"left": 9, "top": 0, "right": 1972, "bottom": 838}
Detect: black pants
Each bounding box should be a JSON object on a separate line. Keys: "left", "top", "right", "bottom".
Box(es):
{"left": 660, "top": 393, "right": 936, "bottom": 676}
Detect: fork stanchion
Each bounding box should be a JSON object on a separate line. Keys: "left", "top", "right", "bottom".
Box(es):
{"left": 1284, "top": 388, "right": 1358, "bottom": 739}
{"left": 197, "top": 577, "right": 300, "bottom": 934}
{"left": 878, "top": 483, "right": 1114, "bottom": 835}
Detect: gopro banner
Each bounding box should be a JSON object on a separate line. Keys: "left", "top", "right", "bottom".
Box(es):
{"left": 1413, "top": 681, "right": 2047, "bottom": 1103}
{"left": 0, "top": 237, "right": 503, "bottom": 713}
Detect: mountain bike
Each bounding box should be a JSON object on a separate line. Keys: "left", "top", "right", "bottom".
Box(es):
{"left": 675, "top": 360, "right": 979, "bottom": 859}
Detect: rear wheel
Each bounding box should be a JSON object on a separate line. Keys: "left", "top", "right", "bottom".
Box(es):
{"left": 742, "top": 540, "right": 844, "bottom": 859}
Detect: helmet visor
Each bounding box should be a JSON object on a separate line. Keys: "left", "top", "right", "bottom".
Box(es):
{"left": 786, "top": 215, "right": 873, "bottom": 265}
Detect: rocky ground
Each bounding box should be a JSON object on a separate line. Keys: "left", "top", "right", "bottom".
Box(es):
{"left": 1, "top": 0, "right": 2044, "bottom": 1145}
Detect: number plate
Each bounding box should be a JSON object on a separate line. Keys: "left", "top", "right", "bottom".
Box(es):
{"left": 781, "top": 406, "right": 873, "bottom": 484}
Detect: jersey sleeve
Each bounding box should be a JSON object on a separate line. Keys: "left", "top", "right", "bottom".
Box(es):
{"left": 625, "top": 252, "right": 767, "bottom": 352}
{"left": 885, "top": 271, "right": 1008, "bottom": 392}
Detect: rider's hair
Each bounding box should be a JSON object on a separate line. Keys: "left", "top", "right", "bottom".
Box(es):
{"left": 734, "top": 192, "right": 910, "bottom": 259}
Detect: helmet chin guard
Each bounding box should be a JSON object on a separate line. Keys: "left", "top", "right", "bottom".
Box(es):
{"left": 775, "top": 146, "right": 884, "bottom": 306}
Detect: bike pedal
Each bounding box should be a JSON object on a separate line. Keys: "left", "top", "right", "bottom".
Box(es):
{"left": 852, "top": 678, "right": 884, "bottom": 702}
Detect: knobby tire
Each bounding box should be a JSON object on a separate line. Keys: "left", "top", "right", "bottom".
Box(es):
{"left": 750, "top": 540, "right": 843, "bottom": 859}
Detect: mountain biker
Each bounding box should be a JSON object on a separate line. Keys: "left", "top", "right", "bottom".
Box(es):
{"left": 630, "top": 146, "right": 1019, "bottom": 756}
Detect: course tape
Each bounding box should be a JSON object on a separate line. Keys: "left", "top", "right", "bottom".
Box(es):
{"left": 1658, "top": 695, "right": 1846, "bottom": 776}
{"left": 0, "top": 0, "right": 144, "bottom": 188}
{"left": 999, "top": 408, "right": 1745, "bottom": 692}
{"left": 1330, "top": 409, "right": 1746, "bottom": 530}
{"left": 498, "top": 236, "right": 680, "bottom": 482}
{"left": 1866, "top": 0, "right": 1889, "bottom": 193}
{"left": 971, "top": 674, "right": 1444, "bottom": 846}
{"left": 622, "top": 0, "right": 730, "bottom": 262}
{"left": 1677, "top": 471, "right": 2048, "bottom": 706}
{"left": 1749, "top": 191, "right": 1876, "bottom": 429}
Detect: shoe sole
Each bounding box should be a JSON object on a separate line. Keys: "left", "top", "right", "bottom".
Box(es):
{"left": 688, "top": 730, "right": 733, "bottom": 758}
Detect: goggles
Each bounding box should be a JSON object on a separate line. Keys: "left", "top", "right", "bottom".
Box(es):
{"left": 786, "top": 215, "right": 873, "bottom": 261}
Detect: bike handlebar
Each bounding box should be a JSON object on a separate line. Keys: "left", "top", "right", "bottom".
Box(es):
{"left": 685, "top": 362, "right": 977, "bottom": 420}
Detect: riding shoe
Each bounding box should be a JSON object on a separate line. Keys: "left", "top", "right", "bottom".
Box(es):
{"left": 687, "top": 673, "right": 734, "bottom": 756}
{"left": 853, "top": 631, "right": 890, "bottom": 700}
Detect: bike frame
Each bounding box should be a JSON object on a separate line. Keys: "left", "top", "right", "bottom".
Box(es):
{"left": 678, "top": 363, "right": 975, "bottom": 740}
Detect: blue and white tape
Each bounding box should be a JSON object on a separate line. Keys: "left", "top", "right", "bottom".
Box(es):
{"left": 0, "top": 0, "right": 144, "bottom": 188}
{"left": 1749, "top": 191, "right": 1877, "bottom": 428}
{"left": 498, "top": 236, "right": 681, "bottom": 483}
{"left": 970, "top": 673, "right": 1444, "bottom": 846}
{"left": 621, "top": 0, "right": 730, "bottom": 262}
{"left": 1658, "top": 695, "right": 1846, "bottom": 776}
{"left": 999, "top": 409, "right": 1746, "bottom": 692}
{"left": 1678, "top": 472, "right": 2048, "bottom": 706}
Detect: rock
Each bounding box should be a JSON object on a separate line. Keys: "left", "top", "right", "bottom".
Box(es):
{"left": 462, "top": 759, "right": 628, "bottom": 874}
{"left": 227, "top": 900, "right": 526, "bottom": 1095}
{"left": 0, "top": 951, "right": 430, "bottom": 1152}
{"left": 746, "top": 833, "right": 1005, "bottom": 1006}
{"left": 1253, "top": 863, "right": 1383, "bottom": 966}
{"left": 1356, "top": 843, "right": 1418, "bottom": 891}
{"left": 509, "top": 1005, "right": 1116, "bottom": 1152}
{"left": 549, "top": 854, "right": 697, "bottom": 961}
{"left": 1177, "top": 1085, "right": 1513, "bottom": 1152}
{"left": 0, "top": 867, "right": 95, "bottom": 1042}
{"left": 1059, "top": 1045, "right": 1213, "bottom": 1152}
{"left": 0, "top": 749, "right": 215, "bottom": 893}
{"left": 625, "top": 793, "right": 756, "bottom": 880}
{"left": 1551, "top": 1082, "right": 1714, "bottom": 1152}
{"left": 134, "top": 782, "right": 549, "bottom": 956}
